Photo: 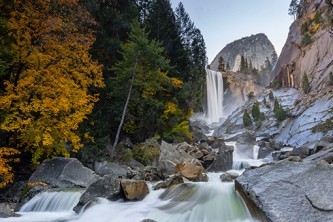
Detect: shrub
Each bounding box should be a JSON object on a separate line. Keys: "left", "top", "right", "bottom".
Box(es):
{"left": 243, "top": 109, "right": 252, "bottom": 126}
{"left": 271, "top": 80, "right": 280, "bottom": 90}
{"left": 302, "top": 34, "right": 312, "bottom": 46}
{"left": 302, "top": 73, "right": 310, "bottom": 94}
{"left": 251, "top": 102, "right": 261, "bottom": 121}
{"left": 301, "top": 21, "right": 309, "bottom": 34}
{"left": 247, "top": 91, "right": 255, "bottom": 99}
{"left": 273, "top": 99, "right": 288, "bottom": 121}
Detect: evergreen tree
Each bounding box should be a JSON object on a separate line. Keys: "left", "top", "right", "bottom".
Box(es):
{"left": 243, "top": 109, "right": 252, "bottom": 126}
{"left": 251, "top": 102, "right": 261, "bottom": 121}
{"left": 302, "top": 73, "right": 310, "bottom": 94}
{"left": 288, "top": 0, "right": 300, "bottom": 20}
{"left": 111, "top": 21, "right": 189, "bottom": 148}
{"left": 269, "top": 91, "right": 274, "bottom": 100}
{"left": 240, "top": 55, "right": 246, "bottom": 72}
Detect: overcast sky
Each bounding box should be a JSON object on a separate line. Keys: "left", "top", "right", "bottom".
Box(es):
{"left": 170, "top": 0, "right": 294, "bottom": 63}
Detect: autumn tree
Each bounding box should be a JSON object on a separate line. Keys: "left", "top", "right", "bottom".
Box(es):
{"left": 0, "top": 0, "right": 103, "bottom": 165}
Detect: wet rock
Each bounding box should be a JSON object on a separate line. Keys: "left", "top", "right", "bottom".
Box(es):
{"left": 94, "top": 161, "right": 131, "bottom": 178}
{"left": 29, "top": 157, "right": 101, "bottom": 189}
{"left": 74, "top": 175, "right": 122, "bottom": 213}
{"left": 153, "top": 174, "right": 184, "bottom": 190}
{"left": 236, "top": 161, "right": 333, "bottom": 222}
{"left": 258, "top": 147, "right": 275, "bottom": 159}
{"left": 207, "top": 143, "right": 233, "bottom": 172}
{"left": 235, "top": 131, "right": 256, "bottom": 159}
{"left": 220, "top": 172, "right": 239, "bottom": 182}
{"left": 0, "top": 202, "right": 16, "bottom": 218}
{"left": 120, "top": 179, "right": 149, "bottom": 201}
{"left": 175, "top": 163, "right": 207, "bottom": 182}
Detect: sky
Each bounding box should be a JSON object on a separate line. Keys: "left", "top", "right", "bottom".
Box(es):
{"left": 170, "top": 0, "right": 294, "bottom": 63}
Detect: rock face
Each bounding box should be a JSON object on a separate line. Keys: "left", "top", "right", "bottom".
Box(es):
{"left": 272, "top": 0, "right": 333, "bottom": 91}
{"left": 206, "top": 142, "right": 233, "bottom": 172}
{"left": 210, "top": 33, "right": 276, "bottom": 73}
{"left": 29, "top": 157, "right": 101, "bottom": 188}
{"left": 236, "top": 161, "right": 333, "bottom": 222}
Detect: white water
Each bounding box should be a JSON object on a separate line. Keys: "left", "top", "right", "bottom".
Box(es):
{"left": 226, "top": 142, "right": 263, "bottom": 171}
{"left": 19, "top": 191, "right": 82, "bottom": 212}
{"left": 204, "top": 69, "right": 224, "bottom": 124}
{"left": 2, "top": 175, "right": 254, "bottom": 222}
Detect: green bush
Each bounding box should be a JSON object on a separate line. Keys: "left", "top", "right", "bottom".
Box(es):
{"left": 302, "top": 73, "right": 310, "bottom": 94}
{"left": 314, "top": 11, "right": 321, "bottom": 24}
{"left": 251, "top": 102, "right": 261, "bottom": 121}
{"left": 247, "top": 91, "right": 255, "bottom": 99}
{"left": 301, "top": 21, "right": 309, "bottom": 34}
{"left": 302, "top": 34, "right": 312, "bottom": 46}
{"left": 273, "top": 99, "right": 288, "bottom": 121}
{"left": 271, "top": 80, "right": 280, "bottom": 90}
{"left": 243, "top": 109, "right": 252, "bottom": 126}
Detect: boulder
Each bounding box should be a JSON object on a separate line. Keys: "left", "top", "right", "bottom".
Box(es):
{"left": 74, "top": 175, "right": 122, "bottom": 213}
{"left": 153, "top": 174, "right": 184, "bottom": 190}
{"left": 220, "top": 172, "right": 239, "bottom": 182}
{"left": 207, "top": 143, "right": 233, "bottom": 172}
{"left": 29, "top": 157, "right": 101, "bottom": 188}
{"left": 157, "top": 141, "right": 202, "bottom": 178}
{"left": 0, "top": 202, "right": 16, "bottom": 218}
{"left": 258, "top": 147, "right": 275, "bottom": 159}
{"left": 94, "top": 161, "right": 131, "bottom": 178}
{"left": 235, "top": 131, "right": 256, "bottom": 159}
{"left": 236, "top": 161, "right": 333, "bottom": 222}
{"left": 175, "top": 163, "right": 207, "bottom": 182}
{"left": 120, "top": 179, "right": 149, "bottom": 201}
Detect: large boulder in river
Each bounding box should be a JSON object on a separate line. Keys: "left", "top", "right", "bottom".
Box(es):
{"left": 175, "top": 163, "right": 207, "bottom": 182}
{"left": 235, "top": 160, "right": 333, "bottom": 222}
{"left": 74, "top": 175, "right": 122, "bottom": 213}
{"left": 29, "top": 157, "right": 101, "bottom": 188}
{"left": 120, "top": 179, "right": 149, "bottom": 201}
{"left": 206, "top": 142, "right": 233, "bottom": 172}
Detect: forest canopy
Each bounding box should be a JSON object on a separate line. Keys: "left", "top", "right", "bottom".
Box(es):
{"left": 0, "top": 0, "right": 207, "bottom": 187}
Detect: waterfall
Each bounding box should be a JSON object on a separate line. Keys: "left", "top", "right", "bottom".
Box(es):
{"left": 19, "top": 191, "right": 82, "bottom": 212}
{"left": 205, "top": 69, "right": 224, "bottom": 124}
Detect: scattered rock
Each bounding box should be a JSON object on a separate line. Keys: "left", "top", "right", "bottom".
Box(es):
{"left": 120, "top": 179, "right": 149, "bottom": 201}
{"left": 0, "top": 202, "right": 16, "bottom": 218}
{"left": 94, "top": 161, "right": 131, "bottom": 178}
{"left": 153, "top": 174, "right": 184, "bottom": 190}
{"left": 258, "top": 147, "right": 275, "bottom": 159}
{"left": 175, "top": 163, "right": 207, "bottom": 182}
{"left": 236, "top": 161, "right": 333, "bottom": 222}
{"left": 74, "top": 175, "right": 122, "bottom": 213}
{"left": 29, "top": 157, "right": 101, "bottom": 188}
{"left": 220, "top": 172, "right": 239, "bottom": 182}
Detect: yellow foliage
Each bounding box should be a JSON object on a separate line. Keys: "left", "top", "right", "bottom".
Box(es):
{"left": 309, "top": 13, "right": 316, "bottom": 21}
{"left": 162, "top": 102, "right": 180, "bottom": 119}
{"left": 0, "top": 0, "right": 104, "bottom": 165}
{"left": 311, "top": 23, "right": 320, "bottom": 34}
{"left": 171, "top": 77, "right": 183, "bottom": 88}
{"left": 0, "top": 147, "right": 20, "bottom": 188}
{"left": 172, "top": 121, "right": 193, "bottom": 141}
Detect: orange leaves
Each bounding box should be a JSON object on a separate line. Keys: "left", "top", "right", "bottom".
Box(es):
{"left": 0, "top": 0, "right": 104, "bottom": 165}
{"left": 0, "top": 147, "right": 20, "bottom": 188}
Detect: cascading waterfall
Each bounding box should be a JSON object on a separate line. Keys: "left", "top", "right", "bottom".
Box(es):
{"left": 205, "top": 69, "right": 224, "bottom": 124}
{"left": 19, "top": 191, "right": 82, "bottom": 212}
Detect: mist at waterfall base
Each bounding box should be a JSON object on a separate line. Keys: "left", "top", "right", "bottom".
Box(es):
{"left": 2, "top": 143, "right": 264, "bottom": 222}
{"left": 191, "top": 69, "right": 229, "bottom": 128}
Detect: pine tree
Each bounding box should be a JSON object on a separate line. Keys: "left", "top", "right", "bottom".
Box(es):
{"left": 288, "top": 0, "right": 300, "bottom": 20}
{"left": 240, "top": 55, "right": 246, "bottom": 72}
{"left": 269, "top": 91, "right": 274, "bottom": 100}
{"left": 251, "top": 102, "right": 261, "bottom": 121}
{"left": 218, "top": 56, "right": 225, "bottom": 72}
{"left": 243, "top": 109, "right": 252, "bottom": 126}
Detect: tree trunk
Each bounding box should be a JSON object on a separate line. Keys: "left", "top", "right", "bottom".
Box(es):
{"left": 111, "top": 60, "right": 137, "bottom": 158}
